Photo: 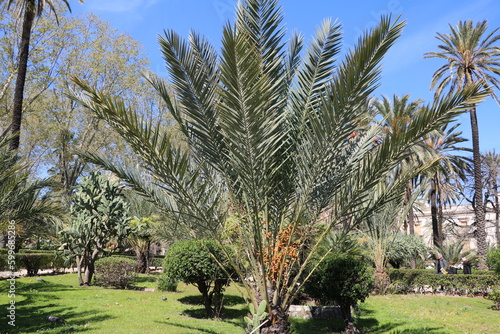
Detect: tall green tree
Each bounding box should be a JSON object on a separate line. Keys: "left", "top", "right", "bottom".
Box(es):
{"left": 71, "top": 1, "right": 487, "bottom": 332}
{"left": 425, "top": 20, "right": 500, "bottom": 268}
{"left": 0, "top": 8, "right": 162, "bottom": 195}
{"left": 1, "top": 0, "right": 83, "bottom": 151}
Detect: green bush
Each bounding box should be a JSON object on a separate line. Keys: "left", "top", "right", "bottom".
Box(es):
{"left": 163, "top": 239, "right": 234, "bottom": 318}
{"left": 388, "top": 269, "right": 498, "bottom": 296}
{"left": 157, "top": 274, "right": 178, "bottom": 292}
{"left": 487, "top": 248, "right": 500, "bottom": 275}
{"left": 94, "top": 256, "right": 137, "bottom": 289}
{"left": 16, "top": 253, "right": 53, "bottom": 276}
{"left": 304, "top": 253, "right": 374, "bottom": 332}
{"left": 487, "top": 288, "right": 500, "bottom": 310}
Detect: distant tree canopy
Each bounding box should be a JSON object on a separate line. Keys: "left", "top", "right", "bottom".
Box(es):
{"left": 0, "top": 5, "right": 174, "bottom": 192}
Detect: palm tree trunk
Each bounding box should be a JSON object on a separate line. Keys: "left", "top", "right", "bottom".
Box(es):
{"left": 494, "top": 178, "right": 499, "bottom": 246}
{"left": 10, "top": 0, "right": 36, "bottom": 151}
{"left": 430, "top": 177, "right": 441, "bottom": 247}
{"left": 470, "top": 106, "right": 487, "bottom": 269}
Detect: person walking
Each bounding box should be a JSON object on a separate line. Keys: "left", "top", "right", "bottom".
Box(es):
{"left": 435, "top": 253, "right": 448, "bottom": 274}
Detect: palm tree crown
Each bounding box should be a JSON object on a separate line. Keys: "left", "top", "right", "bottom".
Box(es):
{"left": 425, "top": 20, "right": 500, "bottom": 97}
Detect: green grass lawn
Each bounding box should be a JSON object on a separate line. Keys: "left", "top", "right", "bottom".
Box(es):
{"left": 1, "top": 274, "right": 499, "bottom": 333}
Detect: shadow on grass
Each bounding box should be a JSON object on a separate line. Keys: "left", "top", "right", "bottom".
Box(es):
{"left": 178, "top": 294, "right": 245, "bottom": 306}
{"left": 133, "top": 273, "right": 160, "bottom": 284}
{"left": 176, "top": 294, "right": 247, "bottom": 320}
{"left": 290, "top": 317, "right": 448, "bottom": 334}
{"left": 0, "top": 280, "right": 114, "bottom": 333}
{"left": 154, "top": 320, "right": 231, "bottom": 334}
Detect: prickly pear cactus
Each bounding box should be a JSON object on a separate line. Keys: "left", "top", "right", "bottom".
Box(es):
{"left": 244, "top": 300, "right": 268, "bottom": 334}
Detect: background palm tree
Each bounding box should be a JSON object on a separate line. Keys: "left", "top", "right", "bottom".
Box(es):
{"left": 425, "top": 20, "right": 500, "bottom": 268}
{"left": 483, "top": 151, "right": 500, "bottom": 244}
{"left": 0, "top": 130, "right": 64, "bottom": 249}
{"left": 372, "top": 94, "right": 431, "bottom": 238}
{"left": 2, "top": 0, "right": 83, "bottom": 151}
{"left": 423, "top": 124, "right": 469, "bottom": 247}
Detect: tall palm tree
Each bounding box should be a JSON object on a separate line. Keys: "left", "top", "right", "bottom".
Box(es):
{"left": 71, "top": 1, "right": 487, "bottom": 332}
{"left": 425, "top": 20, "right": 500, "bottom": 268}
{"left": 483, "top": 151, "right": 500, "bottom": 244}
{"left": 423, "top": 124, "right": 469, "bottom": 247}
{"left": 2, "top": 0, "right": 83, "bottom": 151}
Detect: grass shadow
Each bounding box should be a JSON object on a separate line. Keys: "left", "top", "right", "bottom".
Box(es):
{"left": 3, "top": 302, "right": 115, "bottom": 333}
{"left": 133, "top": 274, "right": 159, "bottom": 284}
{"left": 178, "top": 294, "right": 244, "bottom": 305}
{"left": 154, "top": 320, "right": 240, "bottom": 334}
{"left": 177, "top": 294, "right": 203, "bottom": 305}
{"left": 385, "top": 329, "right": 449, "bottom": 334}
{"left": 177, "top": 294, "right": 247, "bottom": 320}
{"left": 1, "top": 279, "right": 115, "bottom": 333}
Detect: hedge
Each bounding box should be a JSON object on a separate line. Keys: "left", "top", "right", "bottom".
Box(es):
{"left": 388, "top": 269, "right": 499, "bottom": 296}
{"left": 94, "top": 256, "right": 137, "bottom": 288}
{"left": 0, "top": 250, "right": 75, "bottom": 275}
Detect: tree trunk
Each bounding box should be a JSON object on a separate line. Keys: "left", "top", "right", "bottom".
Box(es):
{"left": 10, "top": 0, "right": 36, "bottom": 151}
{"left": 470, "top": 106, "right": 487, "bottom": 269}
{"left": 76, "top": 255, "right": 84, "bottom": 286}
{"left": 212, "top": 279, "right": 226, "bottom": 319}
{"left": 340, "top": 304, "right": 360, "bottom": 334}
{"left": 374, "top": 269, "right": 390, "bottom": 295}
{"left": 135, "top": 246, "right": 150, "bottom": 274}
{"left": 407, "top": 180, "right": 417, "bottom": 269}
{"left": 494, "top": 178, "right": 499, "bottom": 246}
{"left": 430, "top": 178, "right": 441, "bottom": 247}
{"left": 437, "top": 186, "right": 445, "bottom": 245}
{"left": 260, "top": 305, "right": 290, "bottom": 334}
{"left": 83, "top": 249, "right": 99, "bottom": 286}
{"left": 197, "top": 281, "right": 214, "bottom": 318}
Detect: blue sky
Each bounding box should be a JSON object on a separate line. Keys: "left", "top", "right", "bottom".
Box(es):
{"left": 72, "top": 0, "right": 500, "bottom": 153}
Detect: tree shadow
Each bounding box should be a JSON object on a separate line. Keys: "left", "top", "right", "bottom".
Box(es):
{"left": 133, "top": 274, "right": 159, "bottom": 284}
{"left": 1, "top": 280, "right": 114, "bottom": 333}
{"left": 154, "top": 320, "right": 244, "bottom": 334}
{"left": 290, "top": 318, "right": 345, "bottom": 334}
{"left": 177, "top": 294, "right": 247, "bottom": 320}
{"left": 180, "top": 305, "right": 247, "bottom": 320}
{"left": 177, "top": 294, "right": 204, "bottom": 305}
{"left": 290, "top": 317, "right": 448, "bottom": 334}
{"left": 178, "top": 293, "right": 245, "bottom": 305}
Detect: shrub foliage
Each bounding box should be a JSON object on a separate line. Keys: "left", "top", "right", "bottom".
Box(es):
{"left": 487, "top": 248, "right": 500, "bottom": 275}
{"left": 94, "top": 256, "right": 137, "bottom": 289}
{"left": 388, "top": 269, "right": 498, "bottom": 296}
{"left": 162, "top": 239, "right": 233, "bottom": 318}
{"left": 304, "top": 253, "right": 374, "bottom": 333}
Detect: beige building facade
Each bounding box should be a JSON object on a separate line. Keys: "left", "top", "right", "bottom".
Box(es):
{"left": 415, "top": 204, "right": 499, "bottom": 251}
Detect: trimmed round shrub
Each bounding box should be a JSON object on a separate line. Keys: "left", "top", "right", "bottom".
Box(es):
{"left": 163, "top": 239, "right": 234, "bottom": 318}
{"left": 94, "top": 256, "right": 137, "bottom": 288}
{"left": 304, "top": 253, "right": 374, "bottom": 332}
{"left": 157, "top": 274, "right": 178, "bottom": 292}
